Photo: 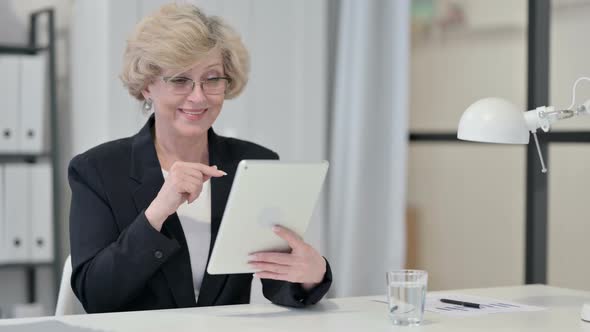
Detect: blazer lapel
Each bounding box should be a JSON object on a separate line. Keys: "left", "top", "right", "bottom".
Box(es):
{"left": 196, "top": 129, "right": 236, "bottom": 306}
{"left": 129, "top": 115, "right": 196, "bottom": 308}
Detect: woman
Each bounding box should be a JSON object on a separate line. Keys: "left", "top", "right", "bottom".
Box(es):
{"left": 68, "top": 3, "right": 332, "bottom": 314}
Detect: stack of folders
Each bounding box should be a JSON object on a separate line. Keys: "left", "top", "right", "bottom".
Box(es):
{"left": 0, "top": 52, "right": 49, "bottom": 154}
{"left": 0, "top": 162, "right": 54, "bottom": 264}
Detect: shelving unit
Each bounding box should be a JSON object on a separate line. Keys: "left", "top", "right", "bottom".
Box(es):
{"left": 0, "top": 8, "right": 60, "bottom": 306}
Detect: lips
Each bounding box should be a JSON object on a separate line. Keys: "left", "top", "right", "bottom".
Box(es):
{"left": 177, "top": 108, "right": 208, "bottom": 121}
{"left": 179, "top": 108, "right": 207, "bottom": 115}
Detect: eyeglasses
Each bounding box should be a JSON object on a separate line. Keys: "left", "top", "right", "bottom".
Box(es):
{"left": 161, "top": 76, "right": 232, "bottom": 95}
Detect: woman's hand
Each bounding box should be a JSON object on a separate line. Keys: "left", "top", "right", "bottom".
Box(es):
{"left": 248, "top": 226, "right": 327, "bottom": 291}
{"left": 145, "top": 162, "right": 226, "bottom": 231}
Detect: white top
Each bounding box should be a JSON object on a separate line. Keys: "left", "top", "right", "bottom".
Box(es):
{"left": 162, "top": 169, "right": 211, "bottom": 302}
{"left": 4, "top": 285, "right": 590, "bottom": 331}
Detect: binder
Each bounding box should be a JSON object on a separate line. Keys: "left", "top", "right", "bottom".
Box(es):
{"left": 0, "top": 55, "right": 21, "bottom": 153}
{"left": 3, "top": 164, "right": 30, "bottom": 263}
{"left": 19, "top": 53, "right": 48, "bottom": 153}
{"left": 0, "top": 165, "right": 5, "bottom": 264}
{"left": 29, "top": 162, "right": 54, "bottom": 263}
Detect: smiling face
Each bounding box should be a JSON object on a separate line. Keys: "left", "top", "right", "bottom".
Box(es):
{"left": 142, "top": 49, "right": 227, "bottom": 139}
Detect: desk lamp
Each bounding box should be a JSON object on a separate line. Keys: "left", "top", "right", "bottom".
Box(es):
{"left": 456, "top": 77, "right": 590, "bottom": 322}
{"left": 458, "top": 77, "right": 590, "bottom": 173}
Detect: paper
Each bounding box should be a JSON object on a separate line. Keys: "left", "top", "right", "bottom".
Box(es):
{"left": 426, "top": 293, "right": 545, "bottom": 317}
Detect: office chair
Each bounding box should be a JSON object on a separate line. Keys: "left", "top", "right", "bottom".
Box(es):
{"left": 55, "top": 255, "right": 85, "bottom": 315}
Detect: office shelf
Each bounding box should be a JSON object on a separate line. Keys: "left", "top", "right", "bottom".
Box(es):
{"left": 0, "top": 8, "right": 60, "bottom": 305}
{"left": 0, "top": 155, "right": 51, "bottom": 163}
{"left": 0, "top": 263, "right": 53, "bottom": 269}
{"left": 0, "top": 45, "right": 46, "bottom": 55}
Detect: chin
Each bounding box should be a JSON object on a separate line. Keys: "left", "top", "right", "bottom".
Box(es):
{"left": 176, "top": 122, "right": 210, "bottom": 138}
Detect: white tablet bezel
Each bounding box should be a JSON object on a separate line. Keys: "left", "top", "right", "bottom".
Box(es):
{"left": 206, "top": 160, "right": 329, "bottom": 275}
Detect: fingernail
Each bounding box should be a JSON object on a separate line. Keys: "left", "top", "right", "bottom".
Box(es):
{"left": 247, "top": 254, "right": 257, "bottom": 261}
{"left": 212, "top": 165, "right": 218, "bottom": 169}
{"left": 272, "top": 225, "right": 280, "bottom": 232}
{"left": 219, "top": 170, "right": 227, "bottom": 176}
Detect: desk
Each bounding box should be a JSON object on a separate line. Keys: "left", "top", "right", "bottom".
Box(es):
{"left": 1, "top": 285, "right": 590, "bottom": 331}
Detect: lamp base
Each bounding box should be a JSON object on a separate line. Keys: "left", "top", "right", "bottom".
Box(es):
{"left": 581, "top": 303, "right": 590, "bottom": 322}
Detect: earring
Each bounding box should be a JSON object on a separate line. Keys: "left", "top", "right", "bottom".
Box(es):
{"left": 143, "top": 98, "right": 153, "bottom": 111}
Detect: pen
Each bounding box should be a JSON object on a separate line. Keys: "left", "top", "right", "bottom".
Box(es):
{"left": 440, "top": 298, "right": 481, "bottom": 309}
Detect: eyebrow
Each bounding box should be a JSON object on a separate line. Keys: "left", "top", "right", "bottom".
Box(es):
{"left": 204, "top": 63, "right": 223, "bottom": 69}
{"left": 174, "top": 64, "right": 223, "bottom": 78}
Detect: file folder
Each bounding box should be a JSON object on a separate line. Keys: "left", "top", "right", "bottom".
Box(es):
{"left": 0, "top": 55, "right": 21, "bottom": 153}
{"left": 3, "top": 164, "right": 30, "bottom": 262}
{"left": 0, "top": 165, "right": 5, "bottom": 264}
{"left": 30, "top": 162, "right": 54, "bottom": 263}
{"left": 19, "top": 53, "right": 48, "bottom": 153}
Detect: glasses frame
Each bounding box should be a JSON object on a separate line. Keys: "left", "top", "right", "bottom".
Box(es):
{"left": 161, "top": 76, "right": 232, "bottom": 96}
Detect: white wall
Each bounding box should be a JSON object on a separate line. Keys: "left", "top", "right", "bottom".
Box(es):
{"left": 549, "top": 3, "right": 590, "bottom": 129}
{"left": 547, "top": 3, "right": 590, "bottom": 291}
{"left": 407, "top": 144, "right": 525, "bottom": 290}
{"left": 71, "top": 1, "right": 146, "bottom": 155}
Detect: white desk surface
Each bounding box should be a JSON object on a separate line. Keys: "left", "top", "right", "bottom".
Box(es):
{"left": 2, "top": 285, "right": 590, "bottom": 331}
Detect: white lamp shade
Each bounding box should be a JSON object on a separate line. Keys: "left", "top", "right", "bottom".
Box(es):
{"left": 457, "top": 97, "right": 530, "bottom": 144}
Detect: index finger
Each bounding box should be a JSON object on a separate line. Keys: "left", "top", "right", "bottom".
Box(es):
{"left": 272, "top": 225, "right": 304, "bottom": 249}
{"left": 184, "top": 163, "right": 227, "bottom": 177}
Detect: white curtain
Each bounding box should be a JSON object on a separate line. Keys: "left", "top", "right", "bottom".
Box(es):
{"left": 327, "top": 0, "right": 410, "bottom": 297}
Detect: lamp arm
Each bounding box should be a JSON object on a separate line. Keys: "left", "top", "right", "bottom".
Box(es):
{"left": 575, "top": 99, "right": 590, "bottom": 116}
{"left": 523, "top": 107, "right": 564, "bottom": 174}
{"left": 522, "top": 96, "right": 589, "bottom": 174}
{"left": 525, "top": 77, "right": 590, "bottom": 133}
{"left": 524, "top": 106, "right": 579, "bottom": 133}
{"left": 524, "top": 107, "right": 554, "bottom": 132}
{"left": 567, "top": 77, "right": 590, "bottom": 110}
{"left": 531, "top": 132, "right": 548, "bottom": 173}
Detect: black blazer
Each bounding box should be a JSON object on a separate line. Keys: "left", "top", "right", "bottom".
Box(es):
{"left": 68, "top": 115, "right": 332, "bottom": 314}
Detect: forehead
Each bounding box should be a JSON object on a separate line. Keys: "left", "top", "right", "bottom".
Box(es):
{"left": 164, "top": 49, "right": 223, "bottom": 77}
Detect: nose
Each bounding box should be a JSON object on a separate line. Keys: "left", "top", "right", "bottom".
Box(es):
{"left": 186, "top": 82, "right": 208, "bottom": 103}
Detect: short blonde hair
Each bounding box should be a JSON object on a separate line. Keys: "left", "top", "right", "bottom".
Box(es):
{"left": 120, "top": 3, "right": 249, "bottom": 101}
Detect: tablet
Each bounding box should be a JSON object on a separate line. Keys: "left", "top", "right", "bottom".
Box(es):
{"left": 206, "top": 160, "right": 329, "bottom": 275}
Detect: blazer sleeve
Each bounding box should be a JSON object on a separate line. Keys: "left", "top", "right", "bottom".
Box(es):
{"left": 261, "top": 258, "right": 333, "bottom": 307}
{"left": 68, "top": 155, "right": 180, "bottom": 313}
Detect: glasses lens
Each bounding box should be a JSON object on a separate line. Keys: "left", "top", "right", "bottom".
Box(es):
{"left": 203, "top": 78, "right": 229, "bottom": 95}
{"left": 165, "top": 77, "right": 193, "bottom": 95}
